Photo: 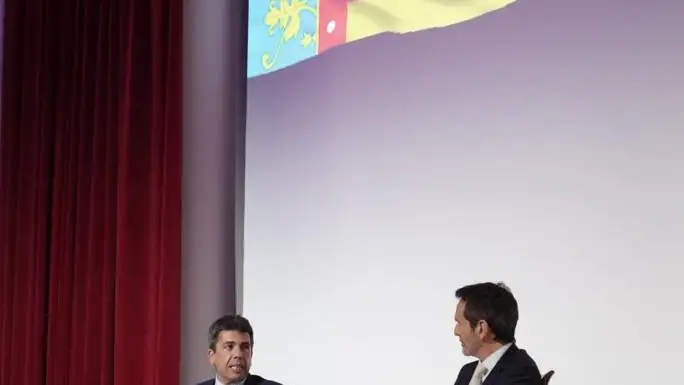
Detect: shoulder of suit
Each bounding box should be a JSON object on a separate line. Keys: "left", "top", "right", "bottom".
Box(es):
{"left": 261, "top": 379, "right": 283, "bottom": 385}
{"left": 259, "top": 379, "right": 282, "bottom": 385}
{"left": 501, "top": 344, "right": 542, "bottom": 376}
{"left": 507, "top": 345, "right": 538, "bottom": 365}
{"left": 193, "top": 376, "right": 282, "bottom": 385}
{"left": 248, "top": 374, "right": 283, "bottom": 385}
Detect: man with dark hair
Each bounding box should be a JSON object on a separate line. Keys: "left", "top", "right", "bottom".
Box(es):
{"left": 197, "top": 314, "right": 282, "bottom": 385}
{"left": 452, "top": 282, "right": 542, "bottom": 385}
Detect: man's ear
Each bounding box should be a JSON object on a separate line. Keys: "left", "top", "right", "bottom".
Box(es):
{"left": 477, "top": 320, "right": 490, "bottom": 339}
{"left": 207, "top": 348, "right": 215, "bottom": 364}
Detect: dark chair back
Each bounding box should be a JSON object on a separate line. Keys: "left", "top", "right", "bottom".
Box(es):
{"left": 541, "top": 370, "right": 555, "bottom": 385}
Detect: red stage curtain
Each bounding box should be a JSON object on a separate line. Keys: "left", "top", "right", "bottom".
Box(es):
{"left": 0, "top": 0, "right": 182, "bottom": 384}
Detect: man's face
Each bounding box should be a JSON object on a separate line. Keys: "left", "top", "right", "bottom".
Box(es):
{"left": 453, "top": 300, "right": 484, "bottom": 357}
{"left": 208, "top": 330, "right": 253, "bottom": 384}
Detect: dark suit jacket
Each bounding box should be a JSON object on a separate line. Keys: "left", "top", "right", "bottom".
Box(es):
{"left": 196, "top": 373, "right": 283, "bottom": 385}
{"left": 454, "top": 344, "right": 542, "bottom": 385}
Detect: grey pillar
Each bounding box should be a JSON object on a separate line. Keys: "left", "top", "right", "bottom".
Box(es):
{"left": 181, "top": 0, "right": 248, "bottom": 384}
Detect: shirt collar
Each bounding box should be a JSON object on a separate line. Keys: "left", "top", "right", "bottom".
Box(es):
{"left": 481, "top": 342, "right": 512, "bottom": 374}
{"left": 215, "top": 376, "right": 247, "bottom": 385}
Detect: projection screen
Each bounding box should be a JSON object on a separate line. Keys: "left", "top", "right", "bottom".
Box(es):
{"left": 243, "top": 1, "right": 684, "bottom": 385}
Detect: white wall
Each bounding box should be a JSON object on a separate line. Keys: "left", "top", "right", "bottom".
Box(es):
{"left": 243, "top": 120, "right": 683, "bottom": 385}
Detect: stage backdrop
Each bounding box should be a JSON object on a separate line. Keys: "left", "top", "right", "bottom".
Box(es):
{"left": 243, "top": 1, "right": 684, "bottom": 385}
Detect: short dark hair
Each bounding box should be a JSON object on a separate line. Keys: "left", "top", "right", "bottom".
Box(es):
{"left": 208, "top": 314, "right": 254, "bottom": 350}
{"left": 455, "top": 282, "right": 518, "bottom": 344}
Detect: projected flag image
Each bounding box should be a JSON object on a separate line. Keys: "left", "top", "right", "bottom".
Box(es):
{"left": 247, "top": 0, "right": 517, "bottom": 78}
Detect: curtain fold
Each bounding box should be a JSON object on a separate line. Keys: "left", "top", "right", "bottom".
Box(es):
{"left": 0, "top": 0, "right": 182, "bottom": 384}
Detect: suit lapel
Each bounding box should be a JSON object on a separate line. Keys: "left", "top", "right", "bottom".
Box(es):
{"left": 482, "top": 344, "right": 518, "bottom": 385}
{"left": 244, "top": 374, "right": 263, "bottom": 385}
{"left": 457, "top": 361, "right": 477, "bottom": 385}
{"left": 482, "top": 363, "right": 505, "bottom": 385}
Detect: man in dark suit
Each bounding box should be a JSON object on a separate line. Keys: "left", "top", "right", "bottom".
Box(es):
{"left": 197, "top": 314, "right": 283, "bottom": 385}
{"left": 453, "top": 282, "right": 542, "bottom": 385}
